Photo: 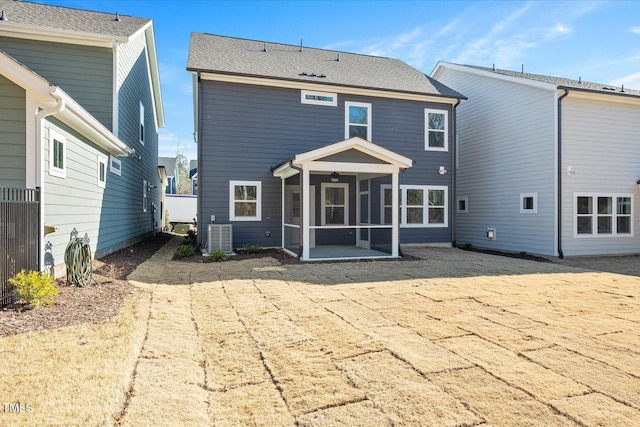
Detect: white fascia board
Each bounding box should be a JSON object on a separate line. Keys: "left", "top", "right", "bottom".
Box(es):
{"left": 143, "top": 24, "right": 165, "bottom": 128}
{"left": 0, "top": 22, "right": 128, "bottom": 48}
{"left": 560, "top": 88, "right": 640, "bottom": 106}
{"left": 198, "top": 72, "right": 461, "bottom": 105}
{"left": 432, "top": 62, "right": 557, "bottom": 92}
{"left": 307, "top": 161, "right": 399, "bottom": 174}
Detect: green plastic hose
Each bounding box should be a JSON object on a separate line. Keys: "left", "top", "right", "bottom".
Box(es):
{"left": 64, "top": 236, "right": 95, "bottom": 287}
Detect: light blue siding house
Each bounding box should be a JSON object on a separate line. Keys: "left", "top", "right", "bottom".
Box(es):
{"left": 432, "top": 62, "right": 640, "bottom": 257}
{"left": 188, "top": 34, "right": 465, "bottom": 260}
{"left": 0, "top": 0, "right": 165, "bottom": 277}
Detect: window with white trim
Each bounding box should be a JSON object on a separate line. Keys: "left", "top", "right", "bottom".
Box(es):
{"left": 48, "top": 130, "right": 66, "bottom": 178}
{"left": 575, "top": 194, "right": 633, "bottom": 237}
{"left": 110, "top": 155, "right": 122, "bottom": 176}
{"left": 139, "top": 102, "right": 145, "bottom": 146}
{"left": 321, "top": 182, "right": 349, "bottom": 225}
{"left": 345, "top": 101, "right": 371, "bottom": 140}
{"left": 301, "top": 90, "right": 337, "bottom": 106}
{"left": 520, "top": 193, "right": 537, "bottom": 214}
{"left": 457, "top": 197, "right": 468, "bottom": 213}
{"left": 97, "top": 155, "right": 107, "bottom": 188}
{"left": 142, "top": 180, "right": 148, "bottom": 213}
{"left": 425, "top": 109, "right": 448, "bottom": 151}
{"left": 381, "top": 185, "right": 448, "bottom": 227}
{"left": 230, "top": 181, "right": 261, "bottom": 221}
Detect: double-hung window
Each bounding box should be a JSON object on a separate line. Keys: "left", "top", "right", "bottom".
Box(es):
{"left": 139, "top": 102, "right": 145, "bottom": 146}
{"left": 425, "top": 109, "right": 448, "bottom": 151}
{"left": 575, "top": 193, "right": 632, "bottom": 237}
{"left": 345, "top": 101, "right": 371, "bottom": 140}
{"left": 230, "top": 181, "right": 261, "bottom": 221}
{"left": 49, "top": 130, "right": 66, "bottom": 178}
{"left": 381, "top": 185, "right": 448, "bottom": 227}
{"left": 321, "top": 183, "right": 348, "bottom": 225}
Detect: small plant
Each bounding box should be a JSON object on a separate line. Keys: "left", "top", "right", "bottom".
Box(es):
{"left": 9, "top": 270, "right": 58, "bottom": 308}
{"left": 242, "top": 243, "right": 263, "bottom": 255}
{"left": 209, "top": 249, "right": 229, "bottom": 262}
{"left": 175, "top": 244, "right": 195, "bottom": 258}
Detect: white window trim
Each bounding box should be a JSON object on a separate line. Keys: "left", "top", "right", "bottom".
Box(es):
{"left": 520, "top": 193, "right": 538, "bottom": 214}
{"left": 230, "top": 180, "right": 262, "bottom": 221}
{"left": 97, "top": 155, "right": 107, "bottom": 188}
{"left": 457, "top": 196, "right": 468, "bottom": 214}
{"left": 345, "top": 101, "right": 372, "bottom": 140}
{"left": 321, "top": 182, "right": 349, "bottom": 226}
{"left": 139, "top": 102, "right": 145, "bottom": 146}
{"left": 110, "top": 155, "right": 122, "bottom": 176}
{"left": 381, "top": 184, "right": 448, "bottom": 227}
{"left": 424, "top": 108, "right": 448, "bottom": 152}
{"left": 573, "top": 193, "right": 634, "bottom": 238}
{"left": 48, "top": 129, "right": 66, "bottom": 178}
{"left": 301, "top": 90, "right": 337, "bottom": 106}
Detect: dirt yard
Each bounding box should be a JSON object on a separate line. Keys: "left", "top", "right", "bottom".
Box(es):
{"left": 1, "top": 237, "right": 639, "bottom": 426}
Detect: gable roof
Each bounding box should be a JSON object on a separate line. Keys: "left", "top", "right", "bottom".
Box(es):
{"left": 188, "top": 33, "right": 464, "bottom": 100}
{"left": 0, "top": 0, "right": 150, "bottom": 41}
{"left": 434, "top": 62, "right": 640, "bottom": 99}
{"left": 158, "top": 157, "right": 178, "bottom": 177}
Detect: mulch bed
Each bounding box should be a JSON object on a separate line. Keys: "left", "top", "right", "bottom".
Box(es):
{"left": 0, "top": 233, "right": 173, "bottom": 337}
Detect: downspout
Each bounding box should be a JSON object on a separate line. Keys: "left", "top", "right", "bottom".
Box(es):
{"left": 557, "top": 89, "right": 569, "bottom": 259}
{"left": 195, "top": 72, "right": 202, "bottom": 248}
{"left": 289, "top": 160, "right": 304, "bottom": 260}
{"left": 451, "top": 98, "right": 461, "bottom": 248}
{"left": 36, "top": 92, "right": 66, "bottom": 272}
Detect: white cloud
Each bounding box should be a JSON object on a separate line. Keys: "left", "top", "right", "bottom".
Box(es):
{"left": 611, "top": 71, "right": 640, "bottom": 90}
{"left": 632, "top": 27, "right": 640, "bottom": 35}
{"left": 158, "top": 130, "right": 197, "bottom": 161}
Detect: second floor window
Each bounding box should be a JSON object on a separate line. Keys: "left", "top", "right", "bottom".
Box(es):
{"left": 139, "top": 102, "right": 145, "bottom": 146}
{"left": 425, "top": 109, "right": 448, "bottom": 151}
{"left": 345, "top": 101, "right": 371, "bottom": 140}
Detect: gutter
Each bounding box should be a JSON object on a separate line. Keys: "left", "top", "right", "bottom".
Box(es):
{"left": 557, "top": 89, "right": 569, "bottom": 259}
{"left": 35, "top": 93, "right": 66, "bottom": 272}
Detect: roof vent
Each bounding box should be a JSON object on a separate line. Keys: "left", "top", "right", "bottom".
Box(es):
{"left": 263, "top": 42, "right": 268, "bottom": 53}
{"left": 300, "top": 39, "right": 303, "bottom": 52}
{"left": 336, "top": 53, "right": 340, "bottom": 62}
{"left": 318, "top": 74, "right": 326, "bottom": 78}
{"left": 578, "top": 77, "right": 582, "bottom": 84}
{"left": 0, "top": 10, "right": 7, "bottom": 21}
{"left": 602, "top": 86, "right": 615, "bottom": 91}
{"left": 114, "top": 12, "right": 120, "bottom": 22}
{"left": 621, "top": 84, "right": 625, "bottom": 93}
{"left": 299, "top": 72, "right": 307, "bottom": 76}
{"left": 492, "top": 63, "right": 495, "bottom": 71}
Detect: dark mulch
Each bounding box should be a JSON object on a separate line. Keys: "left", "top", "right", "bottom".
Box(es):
{"left": 457, "top": 245, "right": 551, "bottom": 263}
{"left": 0, "top": 233, "right": 173, "bottom": 337}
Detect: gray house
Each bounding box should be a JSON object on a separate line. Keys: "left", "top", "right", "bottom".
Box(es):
{"left": 187, "top": 34, "right": 465, "bottom": 260}
{"left": 432, "top": 62, "right": 640, "bottom": 257}
{"left": 0, "top": 0, "right": 164, "bottom": 280}
{"left": 158, "top": 156, "right": 179, "bottom": 194}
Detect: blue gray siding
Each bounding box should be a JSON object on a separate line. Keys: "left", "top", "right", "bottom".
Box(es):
{"left": 0, "top": 36, "right": 113, "bottom": 130}
{"left": 0, "top": 75, "right": 26, "bottom": 187}
{"left": 198, "top": 80, "right": 454, "bottom": 248}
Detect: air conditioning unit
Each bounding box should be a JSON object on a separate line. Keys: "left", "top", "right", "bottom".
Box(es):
{"left": 208, "top": 224, "right": 233, "bottom": 254}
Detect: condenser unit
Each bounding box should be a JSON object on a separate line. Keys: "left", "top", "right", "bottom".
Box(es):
{"left": 208, "top": 224, "right": 233, "bottom": 253}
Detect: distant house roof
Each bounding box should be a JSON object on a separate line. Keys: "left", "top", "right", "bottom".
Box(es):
{"left": 436, "top": 62, "right": 640, "bottom": 99}
{"left": 187, "top": 33, "right": 464, "bottom": 100}
{"left": 0, "top": 0, "right": 150, "bottom": 40}
{"left": 158, "top": 157, "right": 178, "bottom": 177}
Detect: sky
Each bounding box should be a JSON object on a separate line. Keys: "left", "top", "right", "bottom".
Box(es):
{"left": 39, "top": 1, "right": 640, "bottom": 163}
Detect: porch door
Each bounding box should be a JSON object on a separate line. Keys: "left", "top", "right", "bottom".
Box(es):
{"left": 356, "top": 179, "right": 370, "bottom": 249}
{"left": 309, "top": 185, "right": 316, "bottom": 248}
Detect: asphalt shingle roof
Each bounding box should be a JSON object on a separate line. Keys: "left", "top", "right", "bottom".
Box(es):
{"left": 464, "top": 64, "right": 640, "bottom": 98}
{"left": 188, "top": 33, "right": 465, "bottom": 99}
{"left": 0, "top": 0, "right": 149, "bottom": 39}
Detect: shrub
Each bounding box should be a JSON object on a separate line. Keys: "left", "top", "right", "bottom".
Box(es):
{"left": 9, "top": 270, "right": 58, "bottom": 308}
{"left": 242, "top": 243, "right": 263, "bottom": 255}
{"left": 175, "top": 244, "right": 195, "bottom": 258}
{"left": 210, "top": 249, "right": 229, "bottom": 262}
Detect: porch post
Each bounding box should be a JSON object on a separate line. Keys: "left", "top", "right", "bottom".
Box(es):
{"left": 391, "top": 171, "right": 399, "bottom": 257}
{"left": 302, "top": 168, "right": 310, "bottom": 260}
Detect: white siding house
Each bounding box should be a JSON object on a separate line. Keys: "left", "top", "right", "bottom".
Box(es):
{"left": 432, "top": 62, "right": 640, "bottom": 257}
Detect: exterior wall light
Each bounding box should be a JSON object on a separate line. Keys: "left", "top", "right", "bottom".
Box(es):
{"left": 438, "top": 166, "right": 447, "bottom": 175}
{"left": 330, "top": 172, "right": 340, "bottom": 182}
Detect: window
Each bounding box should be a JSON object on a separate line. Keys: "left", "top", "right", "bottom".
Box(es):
{"left": 301, "top": 90, "right": 337, "bottom": 106}
{"left": 457, "top": 197, "right": 468, "bottom": 213}
{"left": 139, "top": 102, "right": 145, "bottom": 146}
{"left": 110, "top": 155, "right": 122, "bottom": 176}
{"left": 230, "top": 181, "right": 261, "bottom": 221}
{"left": 142, "top": 180, "right": 148, "bottom": 213}
{"left": 345, "top": 101, "right": 371, "bottom": 140}
{"left": 381, "top": 185, "right": 448, "bottom": 227}
{"left": 322, "top": 183, "right": 349, "bottom": 225}
{"left": 97, "top": 155, "right": 107, "bottom": 188}
{"left": 520, "top": 193, "right": 537, "bottom": 214}
{"left": 575, "top": 194, "right": 633, "bottom": 237}
{"left": 425, "top": 109, "right": 448, "bottom": 151}
{"left": 48, "top": 130, "right": 66, "bottom": 178}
